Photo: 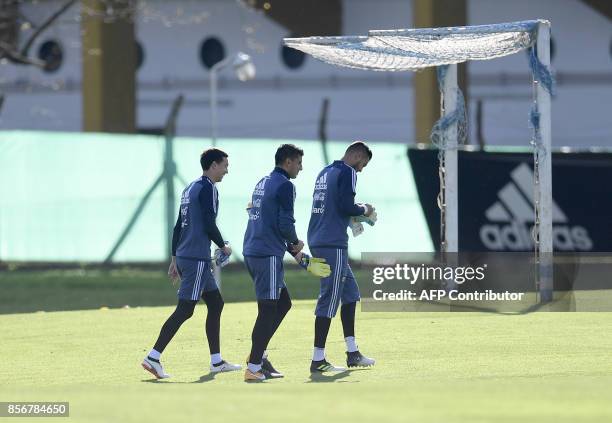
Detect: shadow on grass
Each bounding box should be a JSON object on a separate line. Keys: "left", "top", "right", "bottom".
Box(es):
{"left": 193, "top": 372, "right": 219, "bottom": 383}
{"left": 306, "top": 370, "right": 353, "bottom": 383}
{"left": 141, "top": 372, "right": 220, "bottom": 384}
{"left": 141, "top": 378, "right": 165, "bottom": 383}
{"left": 142, "top": 369, "right": 371, "bottom": 384}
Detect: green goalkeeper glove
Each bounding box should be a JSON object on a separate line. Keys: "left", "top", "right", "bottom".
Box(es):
{"left": 298, "top": 254, "right": 332, "bottom": 278}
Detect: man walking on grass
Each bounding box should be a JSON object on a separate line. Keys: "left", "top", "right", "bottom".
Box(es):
{"left": 142, "top": 148, "right": 241, "bottom": 379}
{"left": 307, "top": 141, "right": 377, "bottom": 373}
{"left": 242, "top": 144, "right": 331, "bottom": 382}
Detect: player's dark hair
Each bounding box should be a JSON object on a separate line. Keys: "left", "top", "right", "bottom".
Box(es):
{"left": 275, "top": 144, "right": 304, "bottom": 166}
{"left": 200, "top": 148, "right": 228, "bottom": 171}
{"left": 345, "top": 141, "right": 372, "bottom": 159}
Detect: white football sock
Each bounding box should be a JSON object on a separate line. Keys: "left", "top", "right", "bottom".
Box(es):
{"left": 345, "top": 336, "right": 358, "bottom": 353}
{"left": 247, "top": 362, "right": 262, "bottom": 373}
{"left": 313, "top": 347, "right": 325, "bottom": 361}
{"left": 148, "top": 349, "right": 161, "bottom": 360}
{"left": 210, "top": 353, "right": 222, "bottom": 365}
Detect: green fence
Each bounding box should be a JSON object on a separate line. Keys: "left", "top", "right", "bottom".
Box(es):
{"left": 0, "top": 131, "right": 432, "bottom": 262}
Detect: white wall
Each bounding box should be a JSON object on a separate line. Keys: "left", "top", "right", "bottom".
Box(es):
{"left": 1, "top": 0, "right": 610, "bottom": 147}
{"left": 469, "top": 0, "right": 612, "bottom": 147}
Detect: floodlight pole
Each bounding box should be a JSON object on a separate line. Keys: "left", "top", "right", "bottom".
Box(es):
{"left": 208, "top": 53, "right": 225, "bottom": 282}
{"left": 207, "top": 52, "right": 255, "bottom": 286}
{"left": 536, "top": 21, "right": 553, "bottom": 302}
{"left": 442, "top": 64, "right": 459, "bottom": 254}
{"left": 209, "top": 52, "right": 255, "bottom": 147}
{"left": 209, "top": 57, "right": 232, "bottom": 147}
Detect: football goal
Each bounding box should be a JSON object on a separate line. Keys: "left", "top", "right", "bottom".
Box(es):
{"left": 284, "top": 20, "right": 554, "bottom": 302}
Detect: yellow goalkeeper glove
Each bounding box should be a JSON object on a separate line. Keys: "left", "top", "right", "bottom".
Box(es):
{"left": 298, "top": 254, "right": 332, "bottom": 278}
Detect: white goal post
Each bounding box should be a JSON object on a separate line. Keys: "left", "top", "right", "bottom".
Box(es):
{"left": 284, "top": 20, "right": 554, "bottom": 302}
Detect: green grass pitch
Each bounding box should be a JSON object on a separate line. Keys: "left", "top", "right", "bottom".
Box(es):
{"left": 2, "top": 270, "right": 612, "bottom": 422}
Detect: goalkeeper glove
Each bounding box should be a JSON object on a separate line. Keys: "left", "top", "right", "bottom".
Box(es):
{"left": 298, "top": 253, "right": 332, "bottom": 278}
{"left": 353, "top": 210, "right": 377, "bottom": 226}
{"left": 349, "top": 219, "right": 364, "bottom": 237}
{"left": 214, "top": 242, "right": 231, "bottom": 268}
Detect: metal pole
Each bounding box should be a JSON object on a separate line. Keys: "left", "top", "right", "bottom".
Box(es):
{"left": 209, "top": 57, "right": 231, "bottom": 146}
{"left": 208, "top": 57, "right": 231, "bottom": 286}
{"left": 536, "top": 20, "right": 553, "bottom": 303}
{"left": 442, "top": 64, "right": 458, "bottom": 254}
{"left": 210, "top": 68, "right": 218, "bottom": 146}
{"left": 440, "top": 64, "right": 459, "bottom": 296}
{"left": 476, "top": 98, "right": 485, "bottom": 149}
{"left": 318, "top": 97, "right": 330, "bottom": 164}
{"left": 209, "top": 59, "right": 226, "bottom": 285}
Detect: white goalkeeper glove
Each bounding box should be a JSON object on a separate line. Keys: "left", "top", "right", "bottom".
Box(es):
{"left": 296, "top": 253, "right": 332, "bottom": 278}
{"left": 349, "top": 218, "right": 364, "bottom": 237}
{"left": 353, "top": 210, "right": 377, "bottom": 226}
{"left": 214, "top": 242, "right": 231, "bottom": 268}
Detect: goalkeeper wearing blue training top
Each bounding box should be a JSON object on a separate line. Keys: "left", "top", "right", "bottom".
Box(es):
{"left": 141, "top": 148, "right": 241, "bottom": 379}
{"left": 242, "top": 144, "right": 331, "bottom": 382}
{"left": 307, "top": 141, "right": 377, "bottom": 372}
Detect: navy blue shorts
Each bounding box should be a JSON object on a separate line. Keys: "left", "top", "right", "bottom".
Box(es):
{"left": 244, "top": 255, "right": 286, "bottom": 300}
{"left": 176, "top": 257, "right": 218, "bottom": 301}
{"left": 311, "top": 247, "right": 360, "bottom": 318}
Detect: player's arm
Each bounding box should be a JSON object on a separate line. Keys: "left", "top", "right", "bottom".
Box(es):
{"left": 168, "top": 211, "right": 181, "bottom": 282}
{"left": 276, "top": 182, "right": 329, "bottom": 277}
{"left": 198, "top": 185, "right": 229, "bottom": 252}
{"left": 277, "top": 180, "right": 303, "bottom": 253}
{"left": 171, "top": 210, "right": 181, "bottom": 257}
{"left": 338, "top": 167, "right": 373, "bottom": 216}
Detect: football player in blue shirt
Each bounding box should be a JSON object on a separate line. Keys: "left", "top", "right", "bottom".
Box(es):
{"left": 142, "top": 148, "right": 241, "bottom": 379}
{"left": 243, "top": 144, "right": 331, "bottom": 381}
{"left": 307, "top": 141, "right": 377, "bottom": 372}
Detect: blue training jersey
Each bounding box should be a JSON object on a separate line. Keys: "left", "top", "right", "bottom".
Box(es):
{"left": 307, "top": 160, "right": 365, "bottom": 249}
{"left": 175, "top": 176, "right": 219, "bottom": 261}
{"left": 243, "top": 167, "right": 299, "bottom": 258}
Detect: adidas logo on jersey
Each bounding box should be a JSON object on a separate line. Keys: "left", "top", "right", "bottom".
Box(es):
{"left": 180, "top": 189, "right": 191, "bottom": 205}
{"left": 180, "top": 205, "right": 189, "bottom": 227}
{"left": 479, "top": 163, "right": 593, "bottom": 251}
{"left": 253, "top": 177, "right": 268, "bottom": 196}
{"left": 315, "top": 173, "right": 328, "bottom": 190}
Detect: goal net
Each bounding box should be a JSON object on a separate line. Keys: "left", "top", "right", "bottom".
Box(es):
{"left": 284, "top": 20, "right": 555, "bottom": 302}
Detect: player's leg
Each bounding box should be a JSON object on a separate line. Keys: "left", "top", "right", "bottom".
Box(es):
{"left": 149, "top": 299, "right": 197, "bottom": 354}
{"left": 244, "top": 255, "right": 285, "bottom": 381}
{"left": 341, "top": 265, "right": 375, "bottom": 368}
{"left": 202, "top": 289, "right": 241, "bottom": 373}
{"left": 268, "top": 287, "right": 292, "bottom": 341}
{"left": 247, "top": 299, "right": 278, "bottom": 380}
{"left": 259, "top": 286, "right": 291, "bottom": 377}
{"left": 310, "top": 248, "right": 346, "bottom": 373}
{"left": 202, "top": 289, "right": 223, "bottom": 359}
{"left": 142, "top": 258, "right": 201, "bottom": 378}
{"left": 340, "top": 264, "right": 358, "bottom": 344}
{"left": 200, "top": 262, "right": 240, "bottom": 373}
